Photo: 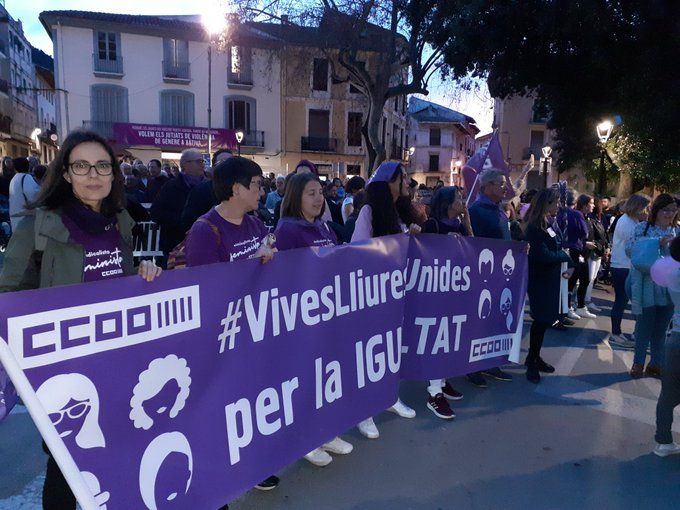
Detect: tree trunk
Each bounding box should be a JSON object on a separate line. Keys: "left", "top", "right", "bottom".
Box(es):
{"left": 363, "top": 94, "right": 387, "bottom": 176}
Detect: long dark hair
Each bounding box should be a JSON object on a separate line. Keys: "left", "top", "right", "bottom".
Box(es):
{"left": 429, "top": 186, "right": 462, "bottom": 222}
{"left": 36, "top": 130, "right": 126, "bottom": 216}
{"left": 366, "top": 164, "right": 412, "bottom": 237}
{"left": 524, "top": 188, "right": 560, "bottom": 231}
{"left": 645, "top": 193, "right": 676, "bottom": 234}
{"left": 280, "top": 172, "right": 325, "bottom": 220}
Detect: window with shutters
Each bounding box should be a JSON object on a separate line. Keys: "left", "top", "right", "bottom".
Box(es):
{"left": 163, "top": 39, "right": 190, "bottom": 81}
{"left": 225, "top": 96, "right": 256, "bottom": 132}
{"left": 160, "top": 90, "right": 195, "bottom": 126}
{"left": 347, "top": 112, "right": 362, "bottom": 147}
{"left": 429, "top": 154, "right": 440, "bottom": 172}
{"left": 312, "top": 58, "right": 329, "bottom": 92}
{"left": 429, "top": 128, "right": 441, "bottom": 146}
{"left": 90, "top": 84, "right": 129, "bottom": 136}
{"left": 227, "top": 46, "right": 253, "bottom": 87}
{"left": 93, "top": 32, "right": 123, "bottom": 75}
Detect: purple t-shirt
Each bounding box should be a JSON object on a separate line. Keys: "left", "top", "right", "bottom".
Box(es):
{"left": 185, "top": 208, "right": 269, "bottom": 266}
{"left": 273, "top": 217, "right": 338, "bottom": 251}
{"left": 62, "top": 213, "right": 125, "bottom": 282}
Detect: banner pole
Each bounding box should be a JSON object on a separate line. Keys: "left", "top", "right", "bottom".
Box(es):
{"left": 0, "top": 339, "right": 98, "bottom": 510}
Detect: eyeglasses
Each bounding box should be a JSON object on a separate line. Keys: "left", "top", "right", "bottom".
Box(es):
{"left": 186, "top": 158, "right": 205, "bottom": 165}
{"left": 69, "top": 160, "right": 113, "bottom": 176}
{"left": 48, "top": 400, "right": 91, "bottom": 425}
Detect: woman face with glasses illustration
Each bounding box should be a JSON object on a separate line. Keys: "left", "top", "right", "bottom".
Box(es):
{"left": 48, "top": 398, "right": 91, "bottom": 438}
{"left": 63, "top": 142, "right": 114, "bottom": 212}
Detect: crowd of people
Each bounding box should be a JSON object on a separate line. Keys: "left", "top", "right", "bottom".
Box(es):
{"left": 0, "top": 129, "right": 678, "bottom": 509}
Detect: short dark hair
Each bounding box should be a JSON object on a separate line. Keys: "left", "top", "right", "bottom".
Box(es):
{"left": 33, "top": 165, "right": 48, "bottom": 181}
{"left": 148, "top": 159, "right": 161, "bottom": 168}
{"left": 212, "top": 149, "right": 233, "bottom": 167}
{"left": 346, "top": 176, "right": 365, "bottom": 195}
{"left": 212, "top": 156, "right": 262, "bottom": 202}
{"left": 13, "top": 157, "right": 29, "bottom": 174}
{"left": 281, "top": 173, "right": 325, "bottom": 220}
{"left": 429, "top": 186, "right": 462, "bottom": 222}
{"left": 671, "top": 236, "right": 680, "bottom": 262}
{"left": 36, "top": 130, "right": 126, "bottom": 216}
{"left": 576, "top": 194, "right": 593, "bottom": 211}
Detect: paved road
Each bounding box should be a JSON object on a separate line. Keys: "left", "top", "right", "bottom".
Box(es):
{"left": 1, "top": 286, "right": 678, "bottom": 509}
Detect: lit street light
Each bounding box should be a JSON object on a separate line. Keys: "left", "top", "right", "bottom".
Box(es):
{"left": 540, "top": 145, "right": 552, "bottom": 189}
{"left": 202, "top": 7, "right": 227, "bottom": 160}
{"left": 236, "top": 130, "right": 244, "bottom": 156}
{"left": 596, "top": 120, "right": 614, "bottom": 195}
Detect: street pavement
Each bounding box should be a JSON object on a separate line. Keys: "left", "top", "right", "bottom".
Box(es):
{"left": 1, "top": 285, "right": 678, "bottom": 509}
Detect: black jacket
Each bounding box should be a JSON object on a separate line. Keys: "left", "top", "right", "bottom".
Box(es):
{"left": 180, "top": 180, "right": 217, "bottom": 234}
{"left": 150, "top": 177, "right": 192, "bottom": 253}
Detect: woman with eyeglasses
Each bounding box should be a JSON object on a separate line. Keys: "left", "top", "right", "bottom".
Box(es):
{"left": 626, "top": 193, "right": 678, "bottom": 379}
{"left": 0, "top": 130, "right": 162, "bottom": 510}
{"left": 523, "top": 188, "right": 575, "bottom": 383}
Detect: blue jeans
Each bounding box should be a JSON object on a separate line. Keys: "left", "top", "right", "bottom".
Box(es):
{"left": 655, "top": 331, "right": 680, "bottom": 444}
{"left": 634, "top": 305, "right": 674, "bottom": 366}
{"left": 610, "top": 268, "right": 630, "bottom": 335}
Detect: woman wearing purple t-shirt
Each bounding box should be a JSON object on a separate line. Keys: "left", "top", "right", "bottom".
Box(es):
{"left": 274, "top": 173, "right": 353, "bottom": 466}
{"left": 0, "top": 130, "right": 162, "bottom": 510}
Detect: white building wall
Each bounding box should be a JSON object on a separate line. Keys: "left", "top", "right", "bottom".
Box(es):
{"left": 51, "top": 24, "right": 282, "bottom": 169}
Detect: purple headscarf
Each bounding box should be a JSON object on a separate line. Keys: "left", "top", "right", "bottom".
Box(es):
{"left": 368, "top": 161, "right": 402, "bottom": 185}
{"left": 295, "top": 160, "right": 318, "bottom": 175}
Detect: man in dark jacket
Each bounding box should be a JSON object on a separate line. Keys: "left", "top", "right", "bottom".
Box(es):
{"left": 180, "top": 149, "right": 233, "bottom": 232}
{"left": 151, "top": 149, "right": 206, "bottom": 262}
{"left": 467, "top": 168, "right": 514, "bottom": 386}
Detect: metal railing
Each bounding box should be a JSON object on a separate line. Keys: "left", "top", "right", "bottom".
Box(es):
{"left": 390, "top": 144, "right": 404, "bottom": 160}
{"left": 163, "top": 60, "right": 190, "bottom": 81}
{"left": 301, "top": 136, "right": 338, "bottom": 153}
{"left": 241, "top": 130, "right": 265, "bottom": 148}
{"left": 93, "top": 54, "right": 124, "bottom": 75}
{"left": 227, "top": 69, "right": 253, "bottom": 86}
{"left": 83, "top": 120, "right": 114, "bottom": 138}
{"left": 522, "top": 146, "right": 543, "bottom": 160}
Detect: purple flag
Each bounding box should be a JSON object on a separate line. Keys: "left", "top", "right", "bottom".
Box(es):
{"left": 0, "top": 235, "right": 526, "bottom": 509}
{"left": 463, "top": 131, "right": 516, "bottom": 203}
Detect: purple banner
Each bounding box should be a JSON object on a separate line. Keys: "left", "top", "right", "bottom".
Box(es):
{"left": 0, "top": 235, "right": 526, "bottom": 509}
{"left": 112, "top": 122, "right": 238, "bottom": 151}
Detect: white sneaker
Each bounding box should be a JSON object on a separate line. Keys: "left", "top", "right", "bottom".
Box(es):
{"left": 387, "top": 398, "right": 416, "bottom": 418}
{"left": 587, "top": 302, "right": 602, "bottom": 312}
{"left": 567, "top": 309, "right": 582, "bottom": 320}
{"left": 304, "top": 447, "right": 333, "bottom": 466}
{"left": 576, "top": 307, "right": 597, "bottom": 318}
{"left": 608, "top": 334, "right": 636, "bottom": 349}
{"left": 653, "top": 442, "right": 680, "bottom": 457}
{"left": 322, "top": 436, "right": 353, "bottom": 455}
{"left": 357, "top": 418, "right": 379, "bottom": 439}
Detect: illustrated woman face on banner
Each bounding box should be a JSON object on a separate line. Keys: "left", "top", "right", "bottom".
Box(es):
{"left": 36, "top": 373, "right": 105, "bottom": 449}
{"left": 139, "top": 432, "right": 193, "bottom": 510}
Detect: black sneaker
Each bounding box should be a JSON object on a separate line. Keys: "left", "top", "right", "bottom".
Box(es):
{"left": 427, "top": 393, "right": 455, "bottom": 419}
{"left": 562, "top": 317, "right": 575, "bottom": 326}
{"left": 255, "top": 475, "right": 279, "bottom": 491}
{"left": 481, "top": 367, "right": 513, "bottom": 381}
{"left": 467, "top": 372, "right": 488, "bottom": 388}
{"left": 526, "top": 365, "right": 541, "bottom": 384}
{"left": 442, "top": 381, "right": 464, "bottom": 400}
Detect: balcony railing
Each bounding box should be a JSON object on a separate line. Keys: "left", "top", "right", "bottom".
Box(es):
{"left": 0, "top": 79, "right": 8, "bottom": 96}
{"left": 301, "top": 136, "right": 338, "bottom": 153}
{"left": 163, "top": 60, "right": 190, "bottom": 81}
{"left": 241, "top": 130, "right": 265, "bottom": 148}
{"left": 227, "top": 69, "right": 253, "bottom": 87}
{"left": 0, "top": 39, "right": 6, "bottom": 55}
{"left": 0, "top": 115, "right": 11, "bottom": 135}
{"left": 93, "top": 54, "right": 124, "bottom": 76}
{"left": 522, "top": 146, "right": 543, "bottom": 160}
{"left": 83, "top": 120, "right": 114, "bottom": 139}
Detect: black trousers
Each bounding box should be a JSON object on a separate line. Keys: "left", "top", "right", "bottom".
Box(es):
{"left": 656, "top": 332, "right": 680, "bottom": 444}
{"left": 43, "top": 451, "right": 76, "bottom": 510}
{"left": 527, "top": 320, "right": 550, "bottom": 363}
{"left": 567, "top": 249, "right": 590, "bottom": 309}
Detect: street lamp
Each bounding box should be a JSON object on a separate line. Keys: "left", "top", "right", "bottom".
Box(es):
{"left": 540, "top": 145, "right": 552, "bottom": 189}
{"left": 596, "top": 120, "right": 613, "bottom": 196}
{"left": 202, "top": 7, "right": 227, "bottom": 160}
{"left": 236, "top": 130, "right": 244, "bottom": 156}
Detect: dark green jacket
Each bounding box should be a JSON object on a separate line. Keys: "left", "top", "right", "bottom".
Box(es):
{"left": 0, "top": 208, "right": 136, "bottom": 291}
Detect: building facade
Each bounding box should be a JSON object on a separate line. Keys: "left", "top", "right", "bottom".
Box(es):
{"left": 407, "top": 97, "right": 479, "bottom": 187}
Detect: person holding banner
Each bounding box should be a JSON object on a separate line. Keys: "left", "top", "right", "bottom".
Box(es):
{"left": 274, "top": 172, "right": 354, "bottom": 465}
{"left": 467, "top": 169, "right": 514, "bottom": 386}
{"left": 523, "top": 188, "right": 574, "bottom": 383}
{"left": 421, "top": 186, "right": 470, "bottom": 418}
{"left": 351, "top": 161, "right": 419, "bottom": 438}
{"left": 0, "top": 130, "right": 163, "bottom": 510}
{"left": 184, "top": 156, "right": 279, "bottom": 496}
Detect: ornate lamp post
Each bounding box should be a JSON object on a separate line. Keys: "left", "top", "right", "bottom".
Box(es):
{"left": 540, "top": 145, "right": 552, "bottom": 189}
{"left": 596, "top": 120, "right": 613, "bottom": 196}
